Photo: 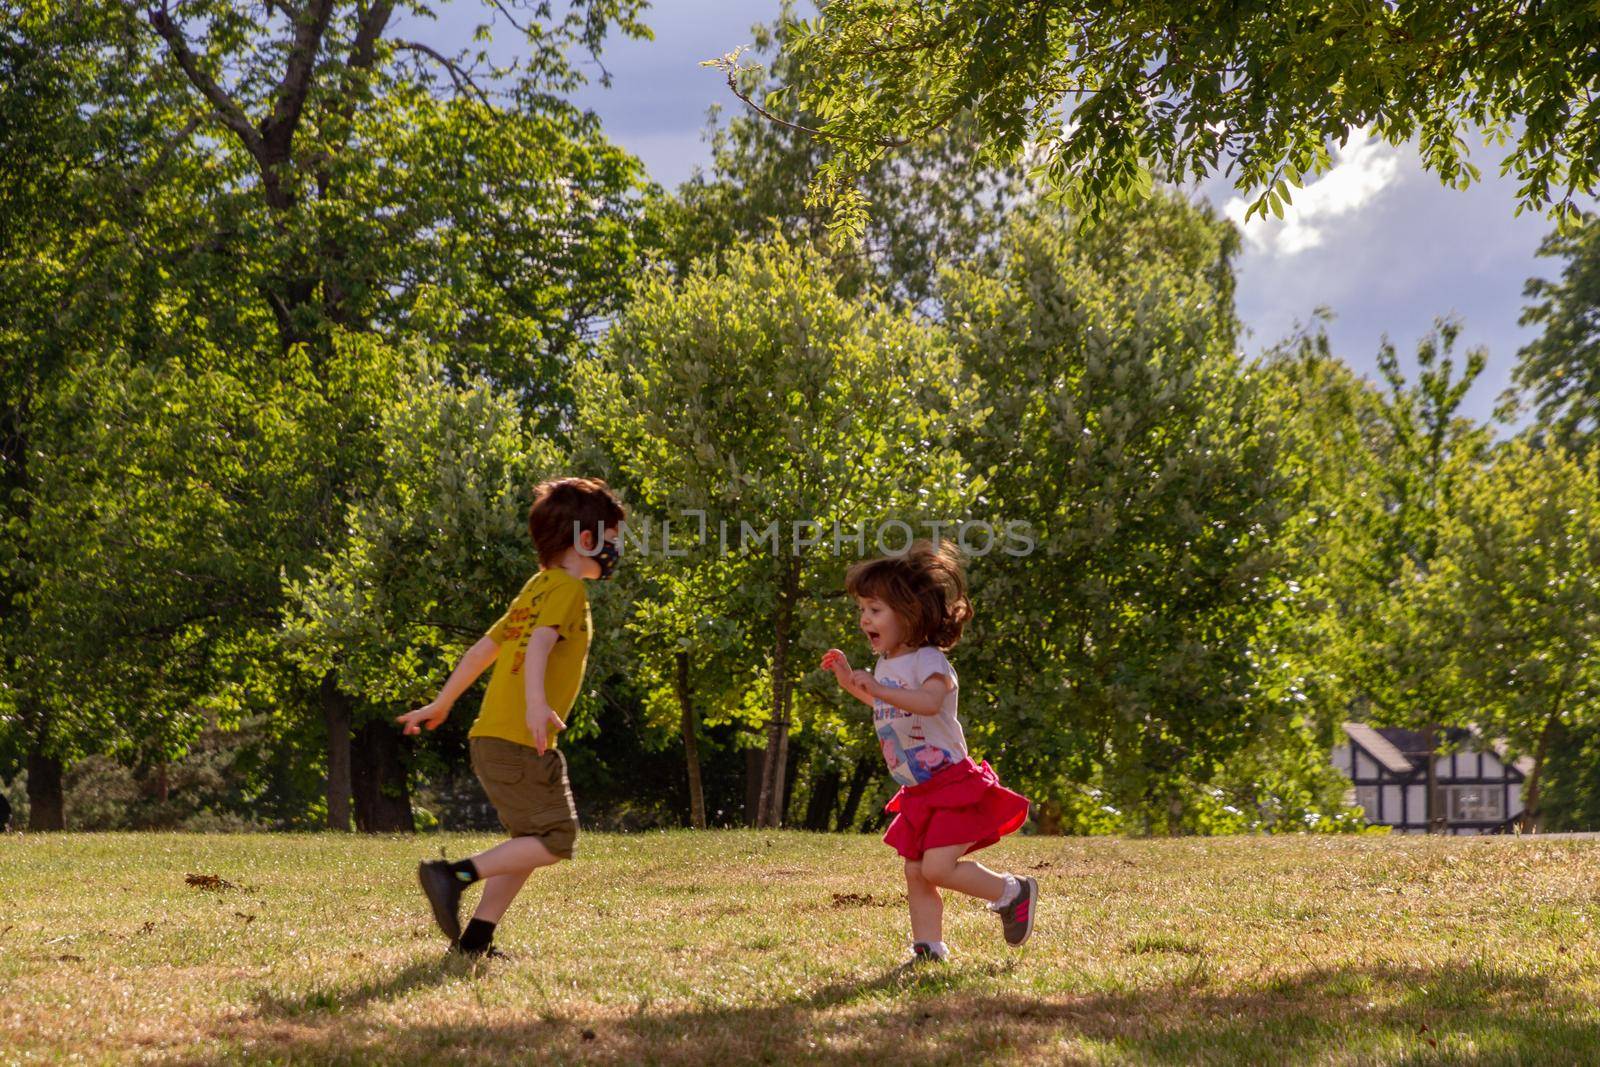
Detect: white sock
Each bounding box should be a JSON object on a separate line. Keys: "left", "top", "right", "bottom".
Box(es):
{"left": 915, "top": 940, "right": 949, "bottom": 959}
{"left": 989, "top": 874, "right": 1020, "bottom": 911}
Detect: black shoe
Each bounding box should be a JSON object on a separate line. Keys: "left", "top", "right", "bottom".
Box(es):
{"left": 995, "top": 876, "right": 1038, "bottom": 947}
{"left": 417, "top": 860, "right": 464, "bottom": 942}
{"left": 452, "top": 941, "right": 511, "bottom": 961}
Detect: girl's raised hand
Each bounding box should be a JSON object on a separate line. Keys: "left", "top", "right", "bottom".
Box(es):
{"left": 821, "top": 648, "right": 852, "bottom": 685}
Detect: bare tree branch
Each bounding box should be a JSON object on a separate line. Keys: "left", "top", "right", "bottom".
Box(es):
{"left": 712, "top": 57, "right": 915, "bottom": 150}
{"left": 347, "top": 0, "right": 396, "bottom": 73}
{"left": 260, "top": 0, "right": 337, "bottom": 161}
{"left": 144, "top": 2, "right": 264, "bottom": 158}
{"left": 395, "top": 39, "right": 494, "bottom": 107}
{"left": 484, "top": 0, "right": 532, "bottom": 38}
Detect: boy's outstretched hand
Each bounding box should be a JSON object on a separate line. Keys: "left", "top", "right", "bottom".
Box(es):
{"left": 396, "top": 700, "right": 450, "bottom": 736}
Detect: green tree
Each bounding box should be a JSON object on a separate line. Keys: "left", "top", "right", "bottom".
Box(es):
{"left": 1341, "top": 325, "right": 1488, "bottom": 830}
{"left": 716, "top": 1, "right": 1600, "bottom": 229}
{"left": 132, "top": 0, "right": 654, "bottom": 828}
{"left": 614, "top": 555, "right": 761, "bottom": 829}
{"left": 671, "top": 6, "right": 1021, "bottom": 311}
{"left": 577, "top": 236, "right": 973, "bottom": 827}
{"left": 3, "top": 2, "right": 652, "bottom": 828}
{"left": 1, "top": 3, "right": 227, "bottom": 827}
{"left": 1252, "top": 323, "right": 1397, "bottom": 831}
{"left": 1406, "top": 440, "right": 1600, "bottom": 829}
{"left": 940, "top": 199, "right": 1287, "bottom": 831}
{"left": 279, "top": 339, "right": 562, "bottom": 830}
{"left": 1263, "top": 317, "right": 1494, "bottom": 831}
{"left": 1505, "top": 213, "right": 1600, "bottom": 456}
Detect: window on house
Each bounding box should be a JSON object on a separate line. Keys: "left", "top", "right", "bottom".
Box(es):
{"left": 1355, "top": 786, "right": 1380, "bottom": 819}
{"left": 1446, "top": 785, "right": 1504, "bottom": 823}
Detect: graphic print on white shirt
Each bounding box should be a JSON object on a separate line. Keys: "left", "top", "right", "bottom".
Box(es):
{"left": 872, "top": 646, "right": 969, "bottom": 787}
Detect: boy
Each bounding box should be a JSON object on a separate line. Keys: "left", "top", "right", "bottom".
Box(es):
{"left": 397, "top": 477, "right": 625, "bottom": 957}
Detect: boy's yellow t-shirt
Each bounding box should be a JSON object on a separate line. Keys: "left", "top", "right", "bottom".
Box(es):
{"left": 469, "top": 568, "right": 591, "bottom": 749}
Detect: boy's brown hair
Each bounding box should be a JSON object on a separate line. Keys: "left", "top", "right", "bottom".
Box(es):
{"left": 527, "top": 478, "right": 627, "bottom": 566}
{"left": 845, "top": 539, "right": 973, "bottom": 650}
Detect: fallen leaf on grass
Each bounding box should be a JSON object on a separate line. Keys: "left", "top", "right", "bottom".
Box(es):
{"left": 186, "top": 873, "right": 239, "bottom": 892}
{"left": 140, "top": 921, "right": 156, "bottom": 934}
{"left": 56, "top": 954, "right": 83, "bottom": 963}
{"left": 830, "top": 892, "right": 894, "bottom": 908}
{"left": 235, "top": 912, "right": 255, "bottom": 924}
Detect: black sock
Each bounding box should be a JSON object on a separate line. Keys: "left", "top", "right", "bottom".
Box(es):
{"left": 449, "top": 859, "right": 479, "bottom": 884}
{"left": 459, "top": 917, "right": 496, "bottom": 953}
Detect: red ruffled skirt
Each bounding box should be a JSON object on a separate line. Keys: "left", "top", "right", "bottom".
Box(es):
{"left": 882, "top": 757, "right": 1031, "bottom": 860}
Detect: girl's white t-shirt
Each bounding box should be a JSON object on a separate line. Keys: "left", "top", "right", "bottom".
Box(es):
{"left": 872, "top": 646, "right": 967, "bottom": 787}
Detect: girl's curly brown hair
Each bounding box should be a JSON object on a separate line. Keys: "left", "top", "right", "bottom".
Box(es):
{"left": 845, "top": 539, "right": 973, "bottom": 651}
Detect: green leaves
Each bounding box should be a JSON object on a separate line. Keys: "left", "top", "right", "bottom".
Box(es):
{"left": 1409, "top": 440, "right": 1600, "bottom": 790}
{"left": 671, "top": 9, "right": 1023, "bottom": 311}
{"left": 1, "top": 1, "right": 653, "bottom": 818}
{"left": 939, "top": 200, "right": 1296, "bottom": 828}
{"left": 578, "top": 235, "right": 975, "bottom": 797}
{"left": 1507, "top": 213, "right": 1600, "bottom": 456}
{"left": 756, "top": 0, "right": 1600, "bottom": 226}
{"left": 282, "top": 340, "right": 560, "bottom": 708}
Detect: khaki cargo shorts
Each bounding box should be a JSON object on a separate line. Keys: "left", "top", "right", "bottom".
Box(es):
{"left": 469, "top": 736, "right": 579, "bottom": 859}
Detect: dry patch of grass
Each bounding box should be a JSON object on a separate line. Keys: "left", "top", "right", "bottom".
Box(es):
{"left": 2, "top": 831, "right": 1599, "bottom": 1064}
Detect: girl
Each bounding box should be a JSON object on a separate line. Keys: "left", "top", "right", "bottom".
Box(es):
{"left": 822, "top": 541, "right": 1037, "bottom": 963}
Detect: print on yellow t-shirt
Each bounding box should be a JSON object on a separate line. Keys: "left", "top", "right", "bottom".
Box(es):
{"left": 469, "top": 568, "right": 591, "bottom": 748}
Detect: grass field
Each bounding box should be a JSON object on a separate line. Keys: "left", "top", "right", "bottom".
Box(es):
{"left": 3, "top": 831, "right": 1599, "bottom": 1065}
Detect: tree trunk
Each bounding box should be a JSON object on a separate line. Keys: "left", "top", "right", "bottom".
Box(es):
{"left": 26, "top": 745, "right": 64, "bottom": 832}
{"left": 780, "top": 738, "right": 803, "bottom": 826}
{"left": 675, "top": 651, "right": 707, "bottom": 829}
{"left": 835, "top": 755, "right": 877, "bottom": 831}
{"left": 351, "top": 718, "right": 412, "bottom": 833}
{"left": 1424, "top": 724, "right": 1442, "bottom": 834}
{"left": 745, "top": 746, "right": 765, "bottom": 827}
{"left": 321, "top": 673, "right": 353, "bottom": 831}
{"left": 803, "top": 761, "right": 842, "bottom": 831}
{"left": 756, "top": 561, "right": 800, "bottom": 828}
{"left": 1520, "top": 710, "right": 1561, "bottom": 833}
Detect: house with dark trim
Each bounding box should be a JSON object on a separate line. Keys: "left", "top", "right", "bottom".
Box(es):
{"left": 1332, "top": 723, "right": 1532, "bottom": 834}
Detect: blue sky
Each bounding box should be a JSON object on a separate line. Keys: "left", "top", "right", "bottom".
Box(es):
{"left": 419, "top": 1, "right": 1570, "bottom": 425}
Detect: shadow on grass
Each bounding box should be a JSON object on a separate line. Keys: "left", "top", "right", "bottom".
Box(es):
{"left": 192, "top": 959, "right": 1599, "bottom": 1066}
{"left": 250, "top": 953, "right": 461, "bottom": 1020}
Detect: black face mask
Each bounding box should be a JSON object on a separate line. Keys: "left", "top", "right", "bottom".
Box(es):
{"left": 593, "top": 539, "right": 621, "bottom": 580}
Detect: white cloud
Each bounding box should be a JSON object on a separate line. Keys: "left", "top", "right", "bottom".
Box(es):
{"left": 1224, "top": 132, "right": 1402, "bottom": 257}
